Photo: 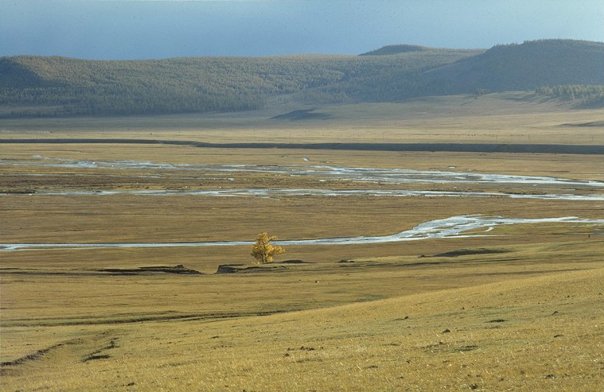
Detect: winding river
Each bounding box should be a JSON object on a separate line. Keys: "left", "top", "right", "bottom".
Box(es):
{"left": 3, "top": 188, "right": 604, "bottom": 201}
{"left": 3, "top": 158, "right": 604, "bottom": 187}
{"left": 3, "top": 159, "right": 604, "bottom": 201}
{"left": 2, "top": 215, "right": 603, "bottom": 251}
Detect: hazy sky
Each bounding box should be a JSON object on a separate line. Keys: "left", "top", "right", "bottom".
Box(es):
{"left": 1, "top": 0, "right": 603, "bottom": 59}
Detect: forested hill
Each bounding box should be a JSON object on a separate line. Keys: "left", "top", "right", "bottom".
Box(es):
{"left": 0, "top": 49, "right": 477, "bottom": 117}
{"left": 422, "top": 39, "right": 604, "bottom": 94}
{"left": 1, "top": 39, "right": 603, "bottom": 118}
{"left": 359, "top": 44, "right": 428, "bottom": 56}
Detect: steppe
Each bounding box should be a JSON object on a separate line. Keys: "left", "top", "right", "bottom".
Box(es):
{"left": 1, "top": 94, "right": 603, "bottom": 391}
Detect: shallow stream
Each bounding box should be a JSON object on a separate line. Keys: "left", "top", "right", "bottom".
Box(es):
{"left": 2, "top": 215, "right": 603, "bottom": 251}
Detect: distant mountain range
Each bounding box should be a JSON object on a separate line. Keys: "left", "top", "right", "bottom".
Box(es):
{"left": 1, "top": 39, "right": 603, "bottom": 118}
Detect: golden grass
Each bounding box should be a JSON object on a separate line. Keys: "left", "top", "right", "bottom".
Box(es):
{"left": 1, "top": 93, "right": 603, "bottom": 144}
{"left": 1, "top": 100, "right": 604, "bottom": 390}
{"left": 2, "top": 262, "right": 603, "bottom": 391}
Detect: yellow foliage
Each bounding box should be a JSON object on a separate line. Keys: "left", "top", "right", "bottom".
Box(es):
{"left": 251, "top": 232, "right": 285, "bottom": 264}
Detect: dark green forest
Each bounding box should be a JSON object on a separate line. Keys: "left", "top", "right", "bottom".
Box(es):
{"left": 1, "top": 39, "right": 603, "bottom": 118}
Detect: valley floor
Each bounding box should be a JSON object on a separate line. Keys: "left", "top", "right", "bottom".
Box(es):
{"left": 1, "top": 102, "right": 603, "bottom": 390}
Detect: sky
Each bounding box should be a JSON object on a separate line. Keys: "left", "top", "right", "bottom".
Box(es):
{"left": 1, "top": 0, "right": 603, "bottom": 59}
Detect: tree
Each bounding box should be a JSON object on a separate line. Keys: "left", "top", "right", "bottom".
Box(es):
{"left": 251, "top": 232, "right": 285, "bottom": 264}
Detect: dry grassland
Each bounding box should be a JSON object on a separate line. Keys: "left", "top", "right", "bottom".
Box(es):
{"left": 1, "top": 93, "right": 603, "bottom": 145}
{"left": 1, "top": 99, "right": 604, "bottom": 390}
{"left": 1, "top": 255, "right": 603, "bottom": 391}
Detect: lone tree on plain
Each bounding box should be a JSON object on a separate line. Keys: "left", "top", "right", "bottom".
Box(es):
{"left": 251, "top": 232, "right": 285, "bottom": 264}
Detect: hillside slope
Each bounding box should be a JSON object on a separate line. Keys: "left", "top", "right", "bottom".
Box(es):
{"left": 2, "top": 265, "right": 602, "bottom": 390}
{"left": 0, "top": 39, "right": 603, "bottom": 117}
{"left": 423, "top": 39, "right": 604, "bottom": 94}
{"left": 0, "top": 49, "right": 476, "bottom": 117}
{"left": 359, "top": 44, "right": 428, "bottom": 56}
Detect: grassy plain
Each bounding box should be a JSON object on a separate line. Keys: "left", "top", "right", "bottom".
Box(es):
{"left": 1, "top": 96, "right": 604, "bottom": 390}
{"left": 1, "top": 93, "right": 604, "bottom": 145}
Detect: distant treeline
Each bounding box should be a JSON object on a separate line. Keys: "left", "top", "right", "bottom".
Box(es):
{"left": 1, "top": 39, "right": 603, "bottom": 118}
{"left": 0, "top": 51, "right": 476, "bottom": 117}
{"left": 535, "top": 85, "right": 604, "bottom": 107}
{"left": 0, "top": 86, "right": 263, "bottom": 117}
